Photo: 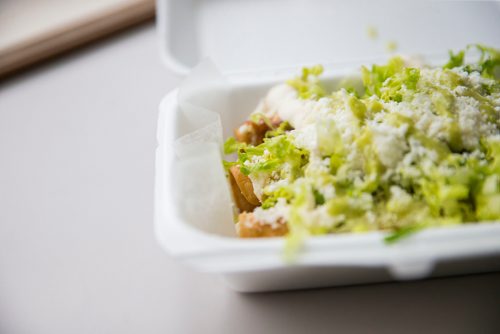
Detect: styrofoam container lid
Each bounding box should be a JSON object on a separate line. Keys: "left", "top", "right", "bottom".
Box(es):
{"left": 157, "top": 0, "right": 500, "bottom": 75}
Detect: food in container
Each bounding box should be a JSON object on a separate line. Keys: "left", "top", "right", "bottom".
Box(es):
{"left": 223, "top": 46, "right": 500, "bottom": 257}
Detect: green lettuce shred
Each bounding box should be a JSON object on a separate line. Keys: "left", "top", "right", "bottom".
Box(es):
{"left": 223, "top": 44, "right": 500, "bottom": 252}
{"left": 287, "top": 65, "right": 326, "bottom": 100}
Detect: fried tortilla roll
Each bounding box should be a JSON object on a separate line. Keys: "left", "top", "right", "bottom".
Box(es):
{"left": 237, "top": 212, "right": 288, "bottom": 238}
{"left": 234, "top": 115, "right": 282, "bottom": 146}
{"left": 234, "top": 120, "right": 268, "bottom": 145}
{"left": 230, "top": 115, "right": 285, "bottom": 218}
{"left": 229, "top": 166, "right": 260, "bottom": 206}
{"left": 228, "top": 165, "right": 261, "bottom": 213}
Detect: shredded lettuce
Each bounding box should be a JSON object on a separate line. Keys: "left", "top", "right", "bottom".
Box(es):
{"left": 223, "top": 136, "right": 245, "bottom": 155}
{"left": 287, "top": 65, "right": 326, "bottom": 100}
{"left": 265, "top": 121, "right": 292, "bottom": 138}
{"left": 235, "top": 134, "right": 309, "bottom": 178}
{"left": 224, "top": 44, "right": 500, "bottom": 249}
{"left": 384, "top": 224, "right": 424, "bottom": 244}
{"left": 361, "top": 56, "right": 405, "bottom": 97}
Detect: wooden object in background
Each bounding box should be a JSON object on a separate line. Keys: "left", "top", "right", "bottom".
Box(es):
{"left": 0, "top": 0, "right": 155, "bottom": 78}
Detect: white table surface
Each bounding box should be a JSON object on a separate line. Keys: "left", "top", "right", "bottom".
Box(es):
{"left": 0, "top": 23, "right": 499, "bottom": 334}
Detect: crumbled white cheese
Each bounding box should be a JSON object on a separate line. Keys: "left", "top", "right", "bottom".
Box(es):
{"left": 387, "top": 93, "right": 449, "bottom": 142}
{"left": 249, "top": 172, "right": 268, "bottom": 201}
{"left": 237, "top": 123, "right": 252, "bottom": 135}
{"left": 334, "top": 90, "right": 361, "bottom": 145}
{"left": 369, "top": 121, "right": 409, "bottom": 168}
{"left": 304, "top": 155, "right": 331, "bottom": 177}
{"left": 257, "top": 84, "right": 334, "bottom": 130}
{"left": 291, "top": 124, "right": 317, "bottom": 152}
{"left": 265, "top": 179, "right": 289, "bottom": 193}
{"left": 402, "top": 137, "right": 437, "bottom": 165}
{"left": 318, "top": 182, "right": 336, "bottom": 200}
{"left": 390, "top": 186, "right": 412, "bottom": 205}
{"left": 456, "top": 95, "right": 495, "bottom": 150}
{"left": 453, "top": 67, "right": 497, "bottom": 90}
{"left": 260, "top": 84, "right": 308, "bottom": 129}
{"left": 253, "top": 198, "right": 289, "bottom": 225}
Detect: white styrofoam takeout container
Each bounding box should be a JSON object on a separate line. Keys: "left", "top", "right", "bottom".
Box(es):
{"left": 154, "top": 0, "right": 500, "bottom": 292}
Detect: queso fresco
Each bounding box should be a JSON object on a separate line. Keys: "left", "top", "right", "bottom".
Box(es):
{"left": 223, "top": 45, "right": 500, "bottom": 249}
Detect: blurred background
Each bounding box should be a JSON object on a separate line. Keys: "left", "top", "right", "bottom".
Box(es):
{"left": 0, "top": 0, "right": 154, "bottom": 77}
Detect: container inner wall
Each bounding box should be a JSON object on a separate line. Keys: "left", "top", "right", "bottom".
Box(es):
{"left": 161, "top": 0, "right": 500, "bottom": 73}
